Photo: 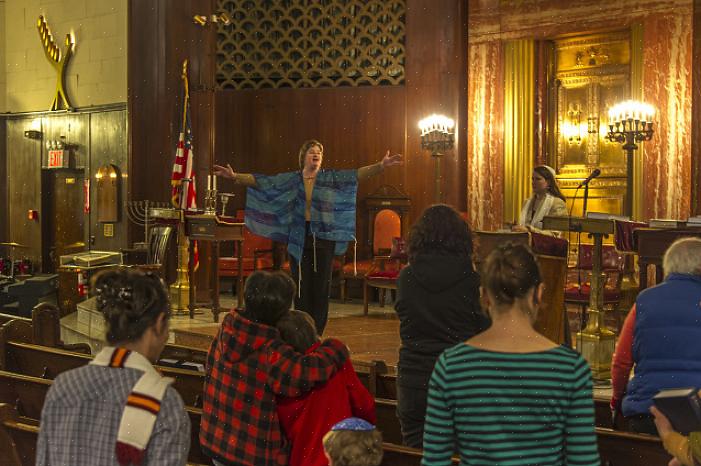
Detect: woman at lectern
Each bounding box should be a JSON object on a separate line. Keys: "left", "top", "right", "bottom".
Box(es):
{"left": 213, "top": 140, "right": 402, "bottom": 335}
{"left": 513, "top": 165, "right": 567, "bottom": 234}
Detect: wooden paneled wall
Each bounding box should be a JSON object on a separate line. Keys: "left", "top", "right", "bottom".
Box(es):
{"left": 128, "top": 0, "right": 216, "bottom": 244}
{"left": 6, "top": 118, "right": 42, "bottom": 265}
{"left": 128, "top": 0, "right": 469, "bottom": 257}
{"left": 3, "top": 107, "right": 128, "bottom": 271}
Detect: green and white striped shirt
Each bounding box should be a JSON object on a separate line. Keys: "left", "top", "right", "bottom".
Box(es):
{"left": 422, "top": 344, "right": 600, "bottom": 466}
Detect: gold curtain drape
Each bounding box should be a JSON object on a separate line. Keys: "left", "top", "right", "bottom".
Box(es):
{"left": 504, "top": 40, "right": 535, "bottom": 224}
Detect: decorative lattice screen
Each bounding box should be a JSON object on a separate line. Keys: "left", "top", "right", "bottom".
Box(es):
{"left": 216, "top": 0, "right": 405, "bottom": 89}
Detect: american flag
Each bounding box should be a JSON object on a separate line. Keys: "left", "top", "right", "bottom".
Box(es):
{"left": 171, "top": 101, "right": 197, "bottom": 210}
{"left": 171, "top": 98, "right": 199, "bottom": 270}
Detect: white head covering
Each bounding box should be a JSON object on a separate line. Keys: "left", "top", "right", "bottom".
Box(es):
{"left": 539, "top": 165, "right": 557, "bottom": 178}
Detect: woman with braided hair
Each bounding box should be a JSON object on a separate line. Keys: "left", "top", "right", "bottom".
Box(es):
{"left": 37, "top": 268, "right": 190, "bottom": 466}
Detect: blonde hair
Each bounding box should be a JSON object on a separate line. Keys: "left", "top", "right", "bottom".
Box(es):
{"left": 323, "top": 429, "right": 383, "bottom": 466}
{"left": 663, "top": 237, "right": 701, "bottom": 277}
{"left": 298, "top": 139, "right": 324, "bottom": 169}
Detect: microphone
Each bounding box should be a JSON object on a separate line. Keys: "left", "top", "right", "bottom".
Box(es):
{"left": 577, "top": 168, "right": 601, "bottom": 188}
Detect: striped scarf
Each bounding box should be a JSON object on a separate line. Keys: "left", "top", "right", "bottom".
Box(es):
{"left": 244, "top": 169, "right": 359, "bottom": 263}
{"left": 90, "top": 347, "right": 173, "bottom": 466}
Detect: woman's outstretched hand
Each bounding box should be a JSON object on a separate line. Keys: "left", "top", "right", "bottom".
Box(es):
{"left": 381, "top": 150, "right": 403, "bottom": 169}
{"left": 213, "top": 164, "right": 235, "bottom": 179}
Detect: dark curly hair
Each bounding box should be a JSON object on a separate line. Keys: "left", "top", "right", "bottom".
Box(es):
{"left": 91, "top": 268, "right": 170, "bottom": 344}
{"left": 407, "top": 204, "right": 473, "bottom": 263}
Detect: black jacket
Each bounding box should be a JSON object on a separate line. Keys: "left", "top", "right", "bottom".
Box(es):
{"left": 394, "top": 253, "right": 490, "bottom": 388}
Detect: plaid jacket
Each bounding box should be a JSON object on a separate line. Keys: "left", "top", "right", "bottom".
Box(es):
{"left": 199, "top": 310, "right": 349, "bottom": 466}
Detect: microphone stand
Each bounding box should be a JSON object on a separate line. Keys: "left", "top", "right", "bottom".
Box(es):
{"left": 582, "top": 181, "right": 590, "bottom": 219}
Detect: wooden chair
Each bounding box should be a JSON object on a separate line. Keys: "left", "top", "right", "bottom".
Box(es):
{"left": 340, "top": 186, "right": 410, "bottom": 301}
{"left": 218, "top": 210, "right": 274, "bottom": 294}
{"left": 125, "top": 225, "right": 173, "bottom": 280}
{"left": 565, "top": 244, "right": 624, "bottom": 329}
{"left": 363, "top": 237, "right": 407, "bottom": 315}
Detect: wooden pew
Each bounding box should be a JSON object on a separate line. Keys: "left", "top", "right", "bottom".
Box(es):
{"left": 0, "top": 340, "right": 205, "bottom": 408}
{"left": 0, "top": 370, "right": 51, "bottom": 420}
{"left": 159, "top": 343, "right": 208, "bottom": 367}
{"left": 0, "top": 370, "right": 212, "bottom": 465}
{"left": 597, "top": 427, "right": 669, "bottom": 465}
{"left": 382, "top": 442, "right": 460, "bottom": 465}
{"left": 0, "top": 403, "right": 38, "bottom": 466}
{"left": 0, "top": 313, "right": 31, "bottom": 327}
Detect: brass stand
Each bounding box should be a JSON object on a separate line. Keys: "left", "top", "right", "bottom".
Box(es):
{"left": 169, "top": 210, "right": 190, "bottom": 314}
{"left": 543, "top": 215, "right": 617, "bottom": 381}
{"left": 575, "top": 232, "right": 615, "bottom": 381}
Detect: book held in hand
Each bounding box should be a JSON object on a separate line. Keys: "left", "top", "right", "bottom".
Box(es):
{"left": 653, "top": 387, "right": 701, "bottom": 434}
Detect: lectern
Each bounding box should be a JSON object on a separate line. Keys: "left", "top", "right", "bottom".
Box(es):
{"left": 543, "top": 215, "right": 615, "bottom": 380}
{"left": 473, "top": 231, "right": 568, "bottom": 345}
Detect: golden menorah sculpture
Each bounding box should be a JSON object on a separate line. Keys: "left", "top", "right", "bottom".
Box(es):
{"left": 37, "top": 15, "right": 75, "bottom": 111}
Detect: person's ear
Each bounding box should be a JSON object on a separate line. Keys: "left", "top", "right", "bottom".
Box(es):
{"left": 533, "top": 283, "right": 545, "bottom": 306}
{"left": 154, "top": 312, "right": 169, "bottom": 338}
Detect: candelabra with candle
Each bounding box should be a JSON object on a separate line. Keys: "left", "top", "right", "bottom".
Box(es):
{"left": 606, "top": 100, "right": 655, "bottom": 218}
{"left": 204, "top": 174, "right": 218, "bottom": 215}
{"left": 419, "top": 114, "right": 455, "bottom": 203}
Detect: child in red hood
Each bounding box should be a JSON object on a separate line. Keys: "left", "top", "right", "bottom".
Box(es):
{"left": 276, "top": 310, "right": 376, "bottom": 466}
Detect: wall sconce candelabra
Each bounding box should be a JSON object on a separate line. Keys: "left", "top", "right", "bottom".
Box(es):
{"left": 419, "top": 114, "right": 455, "bottom": 203}
{"left": 606, "top": 100, "right": 655, "bottom": 217}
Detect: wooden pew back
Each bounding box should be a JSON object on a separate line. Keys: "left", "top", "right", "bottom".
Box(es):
{"left": 596, "top": 427, "right": 669, "bottom": 465}
{"left": 0, "top": 403, "right": 38, "bottom": 466}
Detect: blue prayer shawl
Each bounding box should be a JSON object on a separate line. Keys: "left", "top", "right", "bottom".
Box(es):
{"left": 244, "top": 169, "right": 358, "bottom": 263}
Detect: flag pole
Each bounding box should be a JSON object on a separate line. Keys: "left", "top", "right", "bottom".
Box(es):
{"left": 171, "top": 58, "right": 192, "bottom": 315}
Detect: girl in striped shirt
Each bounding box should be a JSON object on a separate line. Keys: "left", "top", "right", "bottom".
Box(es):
{"left": 422, "top": 243, "right": 600, "bottom": 466}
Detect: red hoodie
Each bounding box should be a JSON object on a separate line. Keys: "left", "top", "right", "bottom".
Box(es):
{"left": 276, "top": 342, "right": 376, "bottom": 466}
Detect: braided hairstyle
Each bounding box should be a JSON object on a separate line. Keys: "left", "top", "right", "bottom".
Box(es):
{"left": 92, "top": 268, "right": 170, "bottom": 344}
{"left": 482, "top": 243, "right": 541, "bottom": 315}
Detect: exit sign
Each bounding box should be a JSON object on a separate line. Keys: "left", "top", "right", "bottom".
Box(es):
{"left": 47, "top": 150, "right": 65, "bottom": 168}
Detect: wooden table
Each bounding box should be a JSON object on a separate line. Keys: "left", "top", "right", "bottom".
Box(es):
{"left": 634, "top": 228, "right": 701, "bottom": 290}
{"left": 185, "top": 215, "right": 244, "bottom": 322}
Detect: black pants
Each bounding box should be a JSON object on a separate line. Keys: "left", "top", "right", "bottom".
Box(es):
{"left": 290, "top": 233, "right": 335, "bottom": 335}
{"left": 396, "top": 383, "right": 428, "bottom": 449}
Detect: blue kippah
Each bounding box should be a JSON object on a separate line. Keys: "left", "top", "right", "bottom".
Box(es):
{"left": 330, "top": 417, "right": 375, "bottom": 432}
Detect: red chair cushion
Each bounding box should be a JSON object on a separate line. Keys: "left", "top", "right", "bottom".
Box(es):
{"left": 564, "top": 283, "right": 621, "bottom": 303}
{"left": 343, "top": 260, "right": 373, "bottom": 276}
{"left": 367, "top": 269, "right": 401, "bottom": 280}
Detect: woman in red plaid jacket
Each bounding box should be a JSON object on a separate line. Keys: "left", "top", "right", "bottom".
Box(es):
{"left": 199, "top": 270, "right": 350, "bottom": 466}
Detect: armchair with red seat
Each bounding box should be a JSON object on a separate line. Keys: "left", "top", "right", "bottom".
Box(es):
{"left": 363, "top": 237, "right": 407, "bottom": 315}
{"left": 218, "top": 211, "right": 275, "bottom": 294}
{"left": 564, "top": 243, "right": 624, "bottom": 329}
{"left": 340, "top": 207, "right": 402, "bottom": 301}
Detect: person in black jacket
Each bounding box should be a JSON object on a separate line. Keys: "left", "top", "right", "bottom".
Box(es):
{"left": 394, "top": 204, "right": 490, "bottom": 448}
